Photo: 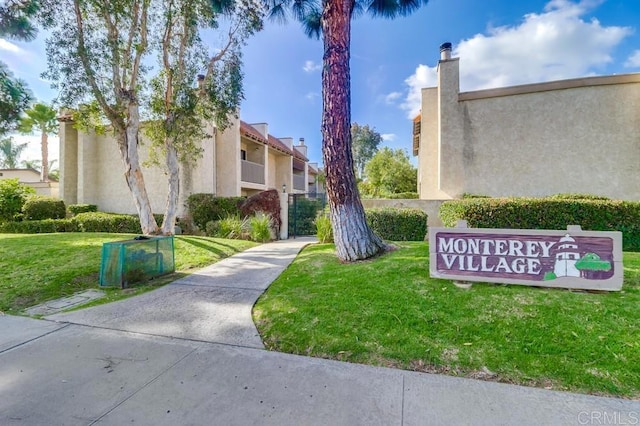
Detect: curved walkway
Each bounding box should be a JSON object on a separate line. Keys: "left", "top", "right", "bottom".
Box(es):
{"left": 47, "top": 237, "right": 317, "bottom": 348}
{"left": 1, "top": 237, "right": 639, "bottom": 425}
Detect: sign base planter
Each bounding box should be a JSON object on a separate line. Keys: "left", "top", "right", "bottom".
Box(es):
{"left": 99, "top": 236, "right": 175, "bottom": 288}
{"left": 429, "top": 223, "right": 623, "bottom": 291}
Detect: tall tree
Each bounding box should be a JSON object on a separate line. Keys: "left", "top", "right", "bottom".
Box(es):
{"left": 351, "top": 123, "right": 381, "bottom": 179}
{"left": 41, "top": 0, "right": 161, "bottom": 234}
{"left": 19, "top": 103, "right": 57, "bottom": 182}
{"left": 266, "top": 0, "right": 429, "bottom": 261}
{"left": 364, "top": 147, "right": 417, "bottom": 196}
{"left": 0, "top": 137, "right": 28, "bottom": 168}
{"left": 146, "top": 0, "right": 263, "bottom": 234}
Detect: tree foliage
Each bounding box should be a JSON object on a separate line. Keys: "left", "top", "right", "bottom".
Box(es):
{"left": 39, "top": 0, "right": 263, "bottom": 234}
{"left": 0, "top": 63, "right": 32, "bottom": 137}
{"left": 362, "top": 147, "right": 417, "bottom": 197}
{"left": 0, "top": 0, "right": 39, "bottom": 41}
{"left": 351, "top": 122, "right": 381, "bottom": 179}
{"left": 0, "top": 137, "right": 28, "bottom": 168}
{"left": 19, "top": 103, "right": 58, "bottom": 181}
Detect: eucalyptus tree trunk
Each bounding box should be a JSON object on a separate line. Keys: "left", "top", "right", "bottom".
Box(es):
{"left": 40, "top": 131, "right": 48, "bottom": 182}
{"left": 162, "top": 140, "right": 180, "bottom": 235}
{"left": 321, "top": 0, "right": 386, "bottom": 261}
{"left": 117, "top": 96, "right": 159, "bottom": 235}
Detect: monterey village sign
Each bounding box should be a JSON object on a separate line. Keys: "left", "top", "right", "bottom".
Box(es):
{"left": 429, "top": 223, "right": 623, "bottom": 291}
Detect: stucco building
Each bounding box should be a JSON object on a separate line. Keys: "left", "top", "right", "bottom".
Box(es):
{"left": 414, "top": 43, "right": 640, "bottom": 201}
{"left": 58, "top": 116, "right": 315, "bottom": 216}
{"left": 0, "top": 168, "right": 59, "bottom": 197}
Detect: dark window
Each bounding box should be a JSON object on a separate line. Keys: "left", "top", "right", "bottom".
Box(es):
{"left": 241, "top": 149, "right": 247, "bottom": 160}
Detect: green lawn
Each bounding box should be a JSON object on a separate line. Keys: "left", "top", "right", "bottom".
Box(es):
{"left": 254, "top": 242, "right": 640, "bottom": 398}
{"left": 0, "top": 233, "right": 257, "bottom": 315}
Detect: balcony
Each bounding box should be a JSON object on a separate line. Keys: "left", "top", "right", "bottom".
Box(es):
{"left": 241, "top": 160, "right": 265, "bottom": 184}
{"left": 293, "top": 173, "right": 306, "bottom": 191}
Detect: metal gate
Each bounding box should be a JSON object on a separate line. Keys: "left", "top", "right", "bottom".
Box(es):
{"left": 288, "top": 193, "right": 327, "bottom": 238}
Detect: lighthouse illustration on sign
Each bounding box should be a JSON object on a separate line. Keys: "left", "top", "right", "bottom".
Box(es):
{"left": 553, "top": 234, "right": 581, "bottom": 277}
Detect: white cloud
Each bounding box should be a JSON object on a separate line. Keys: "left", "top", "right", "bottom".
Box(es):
{"left": 303, "top": 60, "right": 321, "bottom": 73}
{"left": 305, "top": 92, "right": 320, "bottom": 101}
{"left": 381, "top": 133, "right": 396, "bottom": 142}
{"left": 384, "top": 92, "right": 402, "bottom": 105}
{"left": 400, "top": 64, "right": 437, "bottom": 118}
{"left": 0, "top": 38, "right": 22, "bottom": 53}
{"left": 400, "top": 0, "right": 632, "bottom": 118}
{"left": 625, "top": 50, "right": 640, "bottom": 68}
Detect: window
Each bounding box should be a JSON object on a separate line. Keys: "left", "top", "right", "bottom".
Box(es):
{"left": 241, "top": 149, "right": 247, "bottom": 161}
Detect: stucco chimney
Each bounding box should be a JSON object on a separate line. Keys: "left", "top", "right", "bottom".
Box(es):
{"left": 294, "top": 138, "right": 308, "bottom": 157}
{"left": 440, "top": 42, "right": 452, "bottom": 60}
{"left": 250, "top": 123, "right": 268, "bottom": 139}
{"left": 279, "top": 137, "right": 293, "bottom": 149}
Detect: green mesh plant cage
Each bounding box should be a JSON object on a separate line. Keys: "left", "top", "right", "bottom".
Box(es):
{"left": 99, "top": 236, "right": 175, "bottom": 288}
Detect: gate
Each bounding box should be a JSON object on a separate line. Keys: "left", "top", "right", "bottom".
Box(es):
{"left": 288, "top": 193, "right": 327, "bottom": 238}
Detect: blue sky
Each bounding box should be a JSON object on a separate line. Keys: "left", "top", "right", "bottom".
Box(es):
{"left": 2, "top": 0, "right": 640, "bottom": 165}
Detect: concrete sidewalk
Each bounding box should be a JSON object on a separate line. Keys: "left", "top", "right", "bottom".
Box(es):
{"left": 1, "top": 238, "right": 639, "bottom": 425}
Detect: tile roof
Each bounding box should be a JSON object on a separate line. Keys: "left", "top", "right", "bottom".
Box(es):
{"left": 240, "top": 121, "right": 296, "bottom": 156}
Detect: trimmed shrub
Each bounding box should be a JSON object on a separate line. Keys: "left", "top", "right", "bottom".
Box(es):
{"left": 314, "top": 214, "right": 333, "bottom": 243}
{"left": 213, "top": 214, "right": 248, "bottom": 239}
{"left": 72, "top": 212, "right": 142, "bottom": 233}
{"left": 22, "top": 196, "right": 66, "bottom": 220}
{"left": 249, "top": 213, "right": 272, "bottom": 242}
{"left": 365, "top": 208, "right": 428, "bottom": 241}
{"left": 439, "top": 197, "right": 640, "bottom": 251}
{"left": 0, "top": 178, "right": 35, "bottom": 223}
{"left": 0, "top": 218, "right": 77, "bottom": 233}
{"left": 386, "top": 192, "right": 419, "bottom": 199}
{"left": 187, "top": 193, "right": 245, "bottom": 230}
{"left": 241, "top": 190, "right": 281, "bottom": 237}
{"left": 68, "top": 204, "right": 98, "bottom": 216}
{"left": 547, "top": 193, "right": 610, "bottom": 201}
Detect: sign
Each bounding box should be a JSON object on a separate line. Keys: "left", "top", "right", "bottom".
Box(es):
{"left": 429, "top": 224, "right": 623, "bottom": 291}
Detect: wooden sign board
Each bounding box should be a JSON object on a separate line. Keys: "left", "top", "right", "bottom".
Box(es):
{"left": 429, "top": 224, "right": 623, "bottom": 291}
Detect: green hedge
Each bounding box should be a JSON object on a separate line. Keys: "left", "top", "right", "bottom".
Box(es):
{"left": 73, "top": 212, "right": 142, "bottom": 233}
{"left": 22, "top": 196, "right": 66, "bottom": 220}
{"left": 386, "top": 192, "right": 419, "bottom": 199}
{"left": 68, "top": 204, "right": 98, "bottom": 215}
{"left": 439, "top": 197, "right": 640, "bottom": 251}
{"left": 365, "top": 208, "right": 427, "bottom": 241}
{"left": 0, "top": 218, "right": 77, "bottom": 233}
{"left": 187, "top": 194, "right": 245, "bottom": 230}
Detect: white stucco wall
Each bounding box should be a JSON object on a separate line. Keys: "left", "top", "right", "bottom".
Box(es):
{"left": 418, "top": 58, "right": 640, "bottom": 201}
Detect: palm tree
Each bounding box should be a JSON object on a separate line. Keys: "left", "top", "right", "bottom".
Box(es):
{"left": 266, "top": 0, "right": 429, "bottom": 261}
{"left": 0, "top": 137, "right": 28, "bottom": 168}
{"left": 19, "top": 103, "right": 57, "bottom": 182}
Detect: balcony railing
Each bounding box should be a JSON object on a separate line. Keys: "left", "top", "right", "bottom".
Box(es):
{"left": 241, "top": 160, "right": 265, "bottom": 184}
{"left": 293, "top": 174, "right": 306, "bottom": 191}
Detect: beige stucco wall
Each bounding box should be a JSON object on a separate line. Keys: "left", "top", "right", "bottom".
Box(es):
{"left": 216, "top": 119, "right": 241, "bottom": 197}
{"left": 0, "top": 169, "right": 40, "bottom": 181}
{"left": 419, "top": 59, "right": 640, "bottom": 201}
{"left": 59, "top": 121, "right": 78, "bottom": 204}
{"left": 60, "top": 120, "right": 226, "bottom": 216}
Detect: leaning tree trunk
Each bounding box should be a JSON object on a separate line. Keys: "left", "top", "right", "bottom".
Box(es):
{"left": 321, "top": 0, "right": 386, "bottom": 261}
{"left": 161, "top": 139, "right": 180, "bottom": 235}
{"left": 40, "top": 131, "right": 48, "bottom": 182}
{"left": 117, "top": 99, "right": 159, "bottom": 235}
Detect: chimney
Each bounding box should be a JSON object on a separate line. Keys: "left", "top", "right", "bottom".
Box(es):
{"left": 440, "top": 42, "right": 452, "bottom": 60}
{"left": 279, "top": 137, "right": 293, "bottom": 149}
{"left": 250, "top": 123, "right": 268, "bottom": 139}
{"left": 197, "top": 74, "right": 205, "bottom": 90}
{"left": 294, "top": 138, "right": 308, "bottom": 157}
